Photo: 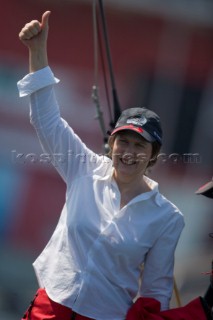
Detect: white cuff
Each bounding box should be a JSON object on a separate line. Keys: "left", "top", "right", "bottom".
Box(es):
{"left": 17, "top": 66, "right": 60, "bottom": 97}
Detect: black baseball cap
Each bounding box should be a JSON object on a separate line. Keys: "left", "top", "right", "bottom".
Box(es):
{"left": 195, "top": 178, "right": 213, "bottom": 199}
{"left": 111, "top": 107, "right": 162, "bottom": 145}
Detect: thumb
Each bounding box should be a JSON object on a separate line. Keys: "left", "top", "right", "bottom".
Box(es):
{"left": 41, "top": 11, "right": 51, "bottom": 30}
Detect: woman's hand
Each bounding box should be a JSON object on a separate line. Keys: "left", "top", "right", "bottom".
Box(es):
{"left": 19, "top": 11, "right": 51, "bottom": 72}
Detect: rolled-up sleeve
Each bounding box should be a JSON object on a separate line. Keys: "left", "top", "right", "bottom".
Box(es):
{"left": 17, "top": 66, "right": 59, "bottom": 97}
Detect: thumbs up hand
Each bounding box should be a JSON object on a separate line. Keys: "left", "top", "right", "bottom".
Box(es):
{"left": 19, "top": 11, "right": 51, "bottom": 49}
{"left": 19, "top": 11, "right": 51, "bottom": 72}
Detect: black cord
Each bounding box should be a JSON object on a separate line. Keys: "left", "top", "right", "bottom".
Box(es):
{"left": 98, "top": 0, "right": 121, "bottom": 126}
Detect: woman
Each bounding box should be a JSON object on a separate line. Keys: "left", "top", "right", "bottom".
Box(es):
{"left": 18, "top": 11, "right": 184, "bottom": 320}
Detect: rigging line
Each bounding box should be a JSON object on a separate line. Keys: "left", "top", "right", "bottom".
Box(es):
{"left": 92, "top": 0, "right": 98, "bottom": 86}
{"left": 96, "top": 10, "right": 113, "bottom": 124}
{"left": 98, "top": 0, "right": 116, "bottom": 90}
{"left": 98, "top": 0, "right": 121, "bottom": 125}
{"left": 92, "top": 0, "right": 108, "bottom": 142}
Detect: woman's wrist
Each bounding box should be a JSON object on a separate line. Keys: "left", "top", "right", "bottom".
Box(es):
{"left": 29, "top": 47, "right": 48, "bottom": 73}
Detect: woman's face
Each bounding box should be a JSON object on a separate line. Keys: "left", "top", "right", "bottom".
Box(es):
{"left": 111, "top": 130, "right": 153, "bottom": 182}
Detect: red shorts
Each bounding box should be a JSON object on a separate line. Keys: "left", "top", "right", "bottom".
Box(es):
{"left": 22, "top": 288, "right": 94, "bottom": 320}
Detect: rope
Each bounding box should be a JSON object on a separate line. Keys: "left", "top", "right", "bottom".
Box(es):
{"left": 92, "top": 0, "right": 108, "bottom": 146}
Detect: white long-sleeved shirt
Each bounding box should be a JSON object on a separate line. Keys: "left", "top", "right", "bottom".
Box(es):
{"left": 17, "top": 67, "right": 184, "bottom": 320}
